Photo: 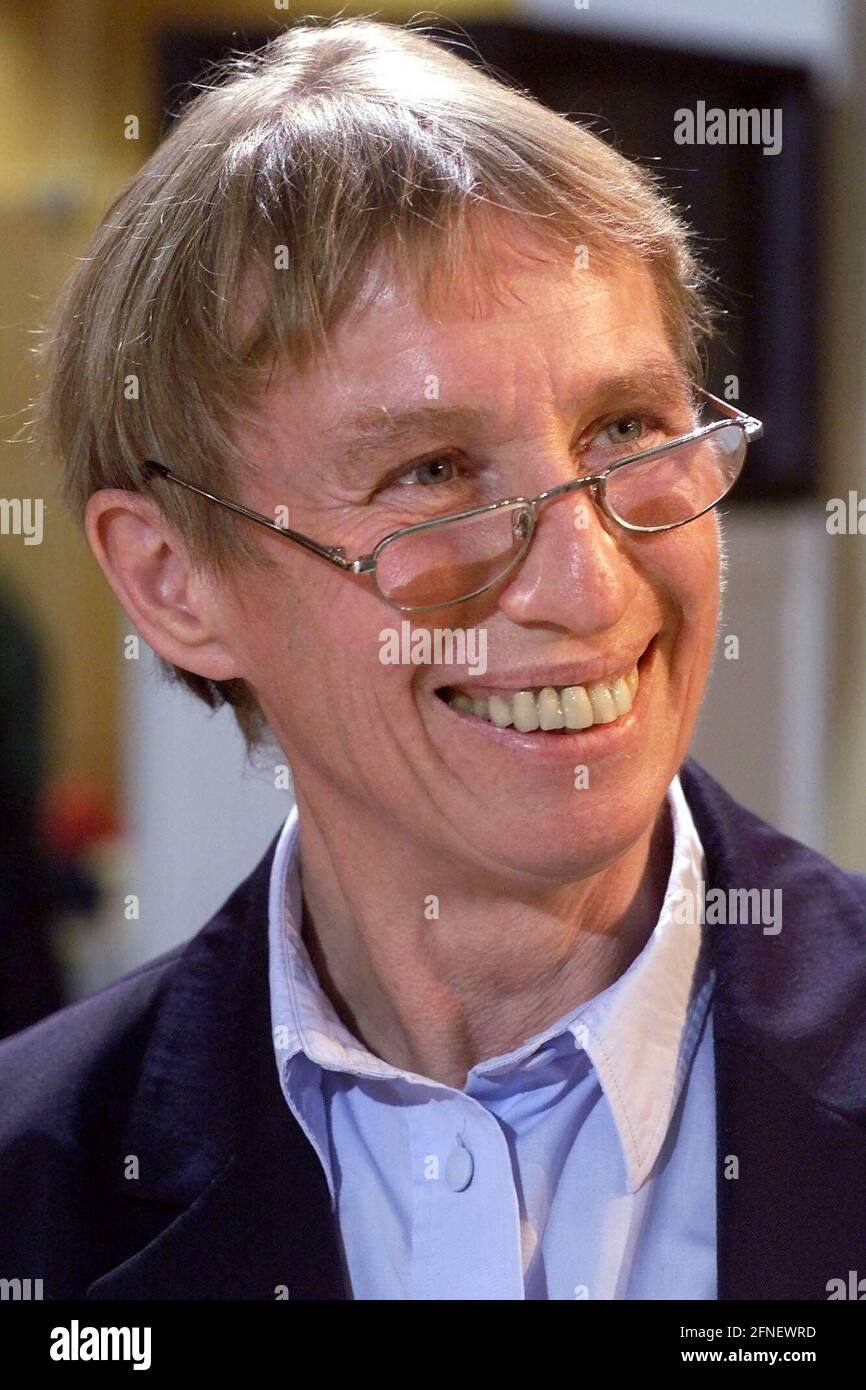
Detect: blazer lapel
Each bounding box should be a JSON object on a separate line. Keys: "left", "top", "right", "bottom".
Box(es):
{"left": 680, "top": 757, "right": 866, "bottom": 1299}
{"left": 87, "top": 835, "right": 347, "bottom": 1300}
{"left": 714, "top": 1037, "right": 866, "bottom": 1299}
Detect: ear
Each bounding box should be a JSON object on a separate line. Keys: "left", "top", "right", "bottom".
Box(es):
{"left": 84, "top": 489, "right": 242, "bottom": 682}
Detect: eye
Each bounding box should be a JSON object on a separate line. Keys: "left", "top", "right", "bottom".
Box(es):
{"left": 602, "top": 416, "right": 647, "bottom": 447}
{"left": 585, "top": 413, "right": 670, "bottom": 464}
{"left": 394, "top": 454, "right": 458, "bottom": 487}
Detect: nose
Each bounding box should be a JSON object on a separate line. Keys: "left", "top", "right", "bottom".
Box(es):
{"left": 497, "top": 483, "right": 638, "bottom": 632}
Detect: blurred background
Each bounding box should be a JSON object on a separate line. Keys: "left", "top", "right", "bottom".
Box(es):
{"left": 0, "top": 0, "right": 863, "bottom": 1034}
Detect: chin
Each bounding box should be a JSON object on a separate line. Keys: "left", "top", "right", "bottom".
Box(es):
{"left": 453, "top": 790, "right": 664, "bottom": 883}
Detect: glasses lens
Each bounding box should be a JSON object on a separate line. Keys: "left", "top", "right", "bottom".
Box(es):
{"left": 375, "top": 504, "right": 533, "bottom": 609}
{"left": 602, "top": 424, "right": 747, "bottom": 529}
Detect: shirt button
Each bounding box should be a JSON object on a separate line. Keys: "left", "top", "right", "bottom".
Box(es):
{"left": 444, "top": 1137, "right": 474, "bottom": 1192}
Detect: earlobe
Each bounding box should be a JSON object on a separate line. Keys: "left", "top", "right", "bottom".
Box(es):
{"left": 83, "top": 489, "right": 242, "bottom": 682}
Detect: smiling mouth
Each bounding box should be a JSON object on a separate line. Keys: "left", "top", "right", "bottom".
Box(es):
{"left": 436, "top": 653, "right": 648, "bottom": 734}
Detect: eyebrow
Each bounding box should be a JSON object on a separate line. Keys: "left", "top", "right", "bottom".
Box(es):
{"left": 327, "top": 357, "right": 694, "bottom": 479}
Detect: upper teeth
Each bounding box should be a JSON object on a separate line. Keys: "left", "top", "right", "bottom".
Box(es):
{"left": 446, "top": 666, "right": 639, "bottom": 732}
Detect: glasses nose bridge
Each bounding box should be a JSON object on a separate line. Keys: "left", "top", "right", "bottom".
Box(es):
{"left": 532, "top": 472, "right": 600, "bottom": 510}
{"left": 524, "top": 473, "right": 603, "bottom": 539}
{"left": 510, "top": 473, "right": 607, "bottom": 575}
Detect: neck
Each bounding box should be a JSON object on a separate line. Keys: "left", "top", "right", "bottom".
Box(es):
{"left": 294, "top": 791, "right": 674, "bottom": 1089}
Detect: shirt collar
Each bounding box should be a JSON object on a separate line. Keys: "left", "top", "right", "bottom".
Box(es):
{"left": 566, "top": 773, "right": 712, "bottom": 1189}
{"left": 268, "top": 774, "right": 711, "bottom": 1192}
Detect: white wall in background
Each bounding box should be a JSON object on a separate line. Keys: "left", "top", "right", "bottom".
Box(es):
{"left": 120, "top": 650, "right": 292, "bottom": 969}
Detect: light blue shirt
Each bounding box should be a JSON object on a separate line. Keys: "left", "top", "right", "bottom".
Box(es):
{"left": 268, "top": 775, "right": 716, "bottom": 1300}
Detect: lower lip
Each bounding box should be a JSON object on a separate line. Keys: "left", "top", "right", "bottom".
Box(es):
{"left": 431, "top": 638, "right": 658, "bottom": 761}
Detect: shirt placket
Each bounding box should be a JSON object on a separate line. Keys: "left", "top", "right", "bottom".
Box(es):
{"left": 409, "top": 1090, "right": 525, "bottom": 1300}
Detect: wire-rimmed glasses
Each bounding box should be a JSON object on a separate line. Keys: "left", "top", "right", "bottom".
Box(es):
{"left": 143, "top": 387, "right": 762, "bottom": 614}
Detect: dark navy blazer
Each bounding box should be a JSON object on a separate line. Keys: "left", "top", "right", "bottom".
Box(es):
{"left": 1, "top": 757, "right": 865, "bottom": 1300}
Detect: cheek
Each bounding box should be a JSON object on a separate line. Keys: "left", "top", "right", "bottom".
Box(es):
{"left": 686, "top": 517, "right": 723, "bottom": 620}
{"left": 661, "top": 520, "right": 721, "bottom": 683}
{"left": 627, "top": 519, "right": 721, "bottom": 676}
{"left": 230, "top": 570, "right": 406, "bottom": 730}
{"left": 640, "top": 515, "right": 720, "bottom": 616}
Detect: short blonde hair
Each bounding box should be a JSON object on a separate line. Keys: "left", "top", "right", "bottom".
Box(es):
{"left": 33, "top": 15, "right": 717, "bottom": 747}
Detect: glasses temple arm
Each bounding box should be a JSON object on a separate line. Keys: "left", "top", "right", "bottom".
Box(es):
{"left": 142, "top": 461, "right": 354, "bottom": 570}
{"left": 696, "top": 388, "right": 764, "bottom": 441}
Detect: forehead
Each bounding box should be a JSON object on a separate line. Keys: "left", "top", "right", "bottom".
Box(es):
{"left": 251, "top": 251, "right": 679, "bottom": 453}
